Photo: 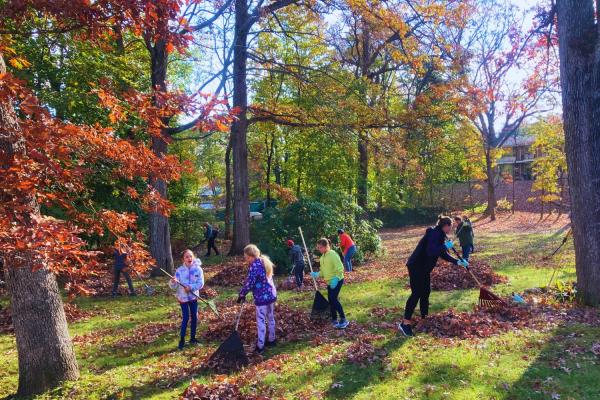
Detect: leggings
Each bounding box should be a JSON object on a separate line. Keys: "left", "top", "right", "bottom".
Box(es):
{"left": 404, "top": 266, "right": 432, "bottom": 320}
{"left": 327, "top": 279, "right": 346, "bottom": 321}
{"left": 179, "top": 300, "right": 198, "bottom": 340}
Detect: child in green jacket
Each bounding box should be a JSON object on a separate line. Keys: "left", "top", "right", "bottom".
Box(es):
{"left": 311, "top": 238, "right": 348, "bottom": 329}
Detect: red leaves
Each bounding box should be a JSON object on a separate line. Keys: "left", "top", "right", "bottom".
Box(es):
{"left": 346, "top": 334, "right": 386, "bottom": 366}
{"left": 181, "top": 381, "right": 271, "bottom": 400}
{"left": 430, "top": 261, "right": 507, "bottom": 291}
{"left": 114, "top": 322, "right": 178, "bottom": 349}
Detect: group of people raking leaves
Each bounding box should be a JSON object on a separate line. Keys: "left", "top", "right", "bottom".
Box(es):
{"left": 135, "top": 215, "right": 475, "bottom": 352}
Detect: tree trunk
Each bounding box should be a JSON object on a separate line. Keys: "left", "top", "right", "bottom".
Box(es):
{"left": 357, "top": 131, "right": 369, "bottom": 209}
{"left": 265, "top": 132, "right": 275, "bottom": 204}
{"left": 149, "top": 39, "right": 174, "bottom": 274}
{"left": 0, "top": 54, "right": 79, "bottom": 395}
{"left": 556, "top": 0, "right": 600, "bottom": 305}
{"left": 484, "top": 149, "right": 497, "bottom": 220}
{"left": 225, "top": 139, "right": 233, "bottom": 240}
{"left": 229, "top": 0, "right": 251, "bottom": 255}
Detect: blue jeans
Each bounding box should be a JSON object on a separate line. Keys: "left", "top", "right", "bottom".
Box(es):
{"left": 343, "top": 245, "right": 356, "bottom": 272}
{"left": 179, "top": 300, "right": 198, "bottom": 341}
{"left": 461, "top": 244, "right": 474, "bottom": 261}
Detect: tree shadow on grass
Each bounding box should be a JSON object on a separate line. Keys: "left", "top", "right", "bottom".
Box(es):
{"left": 324, "top": 336, "right": 408, "bottom": 399}
{"left": 504, "top": 323, "right": 600, "bottom": 400}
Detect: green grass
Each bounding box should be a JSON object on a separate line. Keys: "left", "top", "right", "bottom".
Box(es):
{"left": 1, "top": 222, "right": 598, "bottom": 399}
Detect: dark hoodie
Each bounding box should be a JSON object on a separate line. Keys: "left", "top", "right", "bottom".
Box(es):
{"left": 406, "top": 225, "right": 459, "bottom": 272}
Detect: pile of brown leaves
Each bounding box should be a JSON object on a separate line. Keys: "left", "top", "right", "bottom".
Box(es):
{"left": 205, "top": 262, "right": 248, "bottom": 287}
{"left": 199, "top": 287, "right": 218, "bottom": 299}
{"left": 113, "top": 321, "right": 178, "bottom": 349}
{"left": 201, "top": 300, "right": 327, "bottom": 345}
{"left": 417, "top": 304, "right": 538, "bottom": 339}
{"left": 181, "top": 381, "right": 271, "bottom": 400}
{"left": 346, "top": 334, "right": 386, "bottom": 366}
{"left": 430, "top": 261, "right": 507, "bottom": 291}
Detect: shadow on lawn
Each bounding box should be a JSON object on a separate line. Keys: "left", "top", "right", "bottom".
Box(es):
{"left": 324, "top": 336, "right": 408, "bottom": 399}
{"left": 504, "top": 324, "right": 600, "bottom": 400}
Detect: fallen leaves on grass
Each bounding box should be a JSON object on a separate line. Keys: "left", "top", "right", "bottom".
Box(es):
{"left": 346, "top": 334, "right": 386, "bottom": 366}
{"left": 181, "top": 381, "right": 271, "bottom": 400}
{"left": 113, "top": 321, "right": 178, "bottom": 349}
{"left": 430, "top": 261, "right": 507, "bottom": 291}
{"left": 417, "top": 304, "right": 538, "bottom": 339}
{"left": 201, "top": 300, "right": 327, "bottom": 345}
{"left": 200, "top": 287, "right": 219, "bottom": 299}
{"left": 592, "top": 343, "right": 600, "bottom": 356}
{"left": 205, "top": 261, "right": 248, "bottom": 287}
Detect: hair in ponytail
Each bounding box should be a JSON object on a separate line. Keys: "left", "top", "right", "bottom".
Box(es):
{"left": 243, "top": 244, "right": 274, "bottom": 278}
{"left": 437, "top": 215, "right": 453, "bottom": 228}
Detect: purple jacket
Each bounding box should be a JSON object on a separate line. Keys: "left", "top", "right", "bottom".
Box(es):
{"left": 239, "top": 258, "right": 277, "bottom": 306}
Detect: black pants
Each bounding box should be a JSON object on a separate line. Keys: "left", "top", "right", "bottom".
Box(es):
{"left": 112, "top": 267, "right": 134, "bottom": 295}
{"left": 205, "top": 237, "right": 219, "bottom": 256}
{"left": 293, "top": 264, "right": 304, "bottom": 288}
{"left": 404, "top": 265, "right": 432, "bottom": 320}
{"left": 327, "top": 279, "right": 345, "bottom": 321}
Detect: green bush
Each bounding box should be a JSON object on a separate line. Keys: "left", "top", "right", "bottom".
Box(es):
{"left": 170, "top": 206, "right": 218, "bottom": 252}
{"left": 251, "top": 195, "right": 383, "bottom": 273}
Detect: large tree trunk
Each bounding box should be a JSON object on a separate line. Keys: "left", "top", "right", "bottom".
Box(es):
{"left": 484, "top": 148, "right": 497, "bottom": 220}
{"left": 0, "top": 54, "right": 79, "bottom": 396}
{"left": 229, "top": 0, "right": 251, "bottom": 255}
{"left": 149, "top": 39, "right": 174, "bottom": 274}
{"left": 357, "top": 131, "right": 369, "bottom": 209}
{"left": 556, "top": 0, "right": 600, "bottom": 305}
{"left": 224, "top": 140, "right": 233, "bottom": 240}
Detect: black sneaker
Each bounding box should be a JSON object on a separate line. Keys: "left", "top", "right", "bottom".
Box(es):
{"left": 189, "top": 338, "right": 199, "bottom": 346}
{"left": 398, "top": 323, "right": 414, "bottom": 337}
{"left": 129, "top": 292, "right": 137, "bottom": 297}
{"left": 255, "top": 345, "right": 265, "bottom": 354}
{"left": 178, "top": 339, "right": 185, "bottom": 350}
{"left": 265, "top": 339, "right": 277, "bottom": 347}
{"left": 111, "top": 292, "right": 122, "bottom": 298}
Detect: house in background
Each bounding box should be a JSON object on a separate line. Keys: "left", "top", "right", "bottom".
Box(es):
{"left": 496, "top": 133, "right": 538, "bottom": 181}
{"left": 198, "top": 186, "right": 223, "bottom": 210}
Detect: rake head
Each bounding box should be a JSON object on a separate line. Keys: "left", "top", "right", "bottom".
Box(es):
{"left": 478, "top": 286, "right": 507, "bottom": 308}
{"left": 206, "top": 331, "right": 249, "bottom": 372}
{"left": 310, "top": 291, "right": 330, "bottom": 320}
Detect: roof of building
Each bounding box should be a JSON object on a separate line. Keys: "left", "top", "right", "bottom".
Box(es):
{"left": 501, "top": 133, "right": 535, "bottom": 148}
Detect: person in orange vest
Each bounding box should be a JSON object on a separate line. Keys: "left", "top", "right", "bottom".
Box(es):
{"left": 337, "top": 229, "right": 357, "bottom": 272}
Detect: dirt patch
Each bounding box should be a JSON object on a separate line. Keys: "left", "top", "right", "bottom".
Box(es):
{"left": 430, "top": 261, "right": 507, "bottom": 291}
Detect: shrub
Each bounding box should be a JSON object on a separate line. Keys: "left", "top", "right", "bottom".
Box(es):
{"left": 250, "top": 196, "right": 382, "bottom": 273}
{"left": 496, "top": 197, "right": 513, "bottom": 212}
{"left": 170, "top": 206, "right": 218, "bottom": 252}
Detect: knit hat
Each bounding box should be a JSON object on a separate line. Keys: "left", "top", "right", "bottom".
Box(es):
{"left": 286, "top": 239, "right": 294, "bottom": 247}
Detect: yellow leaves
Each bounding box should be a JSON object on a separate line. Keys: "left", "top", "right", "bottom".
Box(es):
{"left": 8, "top": 57, "right": 31, "bottom": 70}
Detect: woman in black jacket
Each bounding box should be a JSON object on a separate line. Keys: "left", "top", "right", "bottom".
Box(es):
{"left": 398, "top": 216, "right": 468, "bottom": 337}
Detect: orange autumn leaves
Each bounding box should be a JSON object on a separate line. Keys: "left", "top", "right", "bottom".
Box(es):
{"left": 0, "top": 70, "right": 230, "bottom": 295}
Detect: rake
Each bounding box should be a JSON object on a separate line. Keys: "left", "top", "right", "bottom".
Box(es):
{"left": 206, "top": 301, "right": 249, "bottom": 372}
{"left": 131, "top": 269, "right": 156, "bottom": 296}
{"left": 298, "top": 227, "right": 330, "bottom": 320}
{"left": 160, "top": 268, "right": 219, "bottom": 316}
{"left": 450, "top": 248, "right": 507, "bottom": 308}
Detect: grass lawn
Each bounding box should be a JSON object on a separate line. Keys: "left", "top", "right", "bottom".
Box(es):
{"left": 1, "top": 212, "right": 599, "bottom": 400}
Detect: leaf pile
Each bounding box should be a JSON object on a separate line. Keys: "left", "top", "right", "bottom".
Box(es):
{"left": 346, "top": 334, "right": 386, "bottom": 366}
{"left": 430, "top": 261, "right": 507, "bottom": 291}
{"left": 417, "top": 304, "right": 538, "bottom": 339}
{"left": 205, "top": 263, "right": 248, "bottom": 287}
{"left": 199, "top": 287, "right": 219, "bottom": 299}
{"left": 201, "top": 300, "right": 327, "bottom": 344}
{"left": 181, "top": 381, "right": 271, "bottom": 400}
{"left": 113, "top": 321, "right": 178, "bottom": 349}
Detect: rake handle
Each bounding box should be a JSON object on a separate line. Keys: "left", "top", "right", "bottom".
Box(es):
{"left": 234, "top": 301, "right": 245, "bottom": 331}
{"left": 449, "top": 247, "right": 484, "bottom": 288}
{"left": 299, "top": 227, "right": 319, "bottom": 291}
{"left": 160, "top": 267, "right": 211, "bottom": 306}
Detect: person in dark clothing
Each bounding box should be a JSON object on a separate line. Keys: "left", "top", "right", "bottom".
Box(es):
{"left": 454, "top": 216, "right": 474, "bottom": 261}
{"left": 398, "top": 216, "right": 468, "bottom": 337}
{"left": 112, "top": 246, "right": 135, "bottom": 297}
{"left": 287, "top": 240, "right": 305, "bottom": 290}
{"left": 202, "top": 222, "right": 220, "bottom": 257}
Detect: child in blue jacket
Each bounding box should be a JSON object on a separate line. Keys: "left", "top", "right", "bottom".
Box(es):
{"left": 237, "top": 244, "right": 277, "bottom": 354}
{"left": 169, "top": 249, "right": 204, "bottom": 350}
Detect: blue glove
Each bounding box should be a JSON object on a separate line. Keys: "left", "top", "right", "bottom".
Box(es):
{"left": 310, "top": 271, "right": 319, "bottom": 279}
{"left": 457, "top": 259, "right": 469, "bottom": 268}
{"left": 512, "top": 293, "right": 525, "bottom": 304}
{"left": 329, "top": 276, "right": 339, "bottom": 289}
{"left": 444, "top": 239, "right": 454, "bottom": 250}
